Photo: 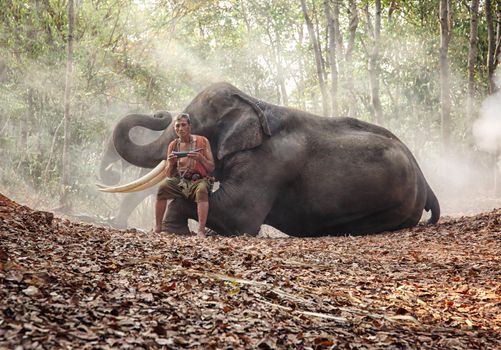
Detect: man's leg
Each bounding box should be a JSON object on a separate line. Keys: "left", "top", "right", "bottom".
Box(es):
{"left": 196, "top": 200, "right": 209, "bottom": 237}
{"left": 192, "top": 180, "right": 210, "bottom": 238}
{"left": 155, "top": 198, "right": 167, "bottom": 233}
{"left": 155, "top": 178, "right": 183, "bottom": 233}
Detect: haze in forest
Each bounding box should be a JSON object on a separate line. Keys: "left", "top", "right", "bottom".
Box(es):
{"left": 474, "top": 70, "right": 501, "bottom": 167}
{"left": 1, "top": 0, "right": 500, "bottom": 230}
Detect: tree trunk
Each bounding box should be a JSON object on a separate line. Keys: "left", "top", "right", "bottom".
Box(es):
{"left": 333, "top": 0, "right": 344, "bottom": 115}
{"left": 345, "top": 0, "right": 359, "bottom": 118}
{"left": 60, "top": 0, "right": 75, "bottom": 212}
{"left": 493, "top": 3, "right": 501, "bottom": 197}
{"left": 16, "top": 90, "right": 32, "bottom": 171}
{"left": 313, "top": 1, "right": 329, "bottom": 85}
{"left": 486, "top": 0, "right": 496, "bottom": 94}
{"left": 495, "top": 3, "right": 501, "bottom": 72}
{"left": 264, "top": 22, "right": 282, "bottom": 104}
{"left": 42, "top": 118, "right": 64, "bottom": 184}
{"left": 467, "top": 0, "right": 479, "bottom": 123}
{"left": 297, "top": 25, "right": 307, "bottom": 110}
{"left": 239, "top": 0, "right": 252, "bottom": 32}
{"left": 388, "top": 1, "right": 397, "bottom": 21}
{"left": 439, "top": 0, "right": 452, "bottom": 152}
{"left": 333, "top": 0, "right": 344, "bottom": 64}
{"left": 365, "top": 1, "right": 383, "bottom": 125}
{"left": 300, "top": 0, "right": 329, "bottom": 116}
{"left": 275, "top": 27, "right": 289, "bottom": 105}
{"left": 324, "top": 0, "right": 338, "bottom": 117}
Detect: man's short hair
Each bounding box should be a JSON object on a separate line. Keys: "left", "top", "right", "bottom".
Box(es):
{"left": 174, "top": 113, "right": 191, "bottom": 124}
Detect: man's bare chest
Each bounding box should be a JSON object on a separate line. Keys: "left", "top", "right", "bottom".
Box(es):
{"left": 176, "top": 142, "right": 192, "bottom": 168}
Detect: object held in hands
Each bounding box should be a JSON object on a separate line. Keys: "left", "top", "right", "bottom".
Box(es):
{"left": 173, "top": 151, "right": 189, "bottom": 158}
{"left": 173, "top": 148, "right": 203, "bottom": 158}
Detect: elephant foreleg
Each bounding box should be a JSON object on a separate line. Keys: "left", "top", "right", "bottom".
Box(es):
{"left": 112, "top": 188, "right": 155, "bottom": 228}
{"left": 164, "top": 182, "right": 277, "bottom": 236}
{"left": 163, "top": 196, "right": 253, "bottom": 236}
{"left": 207, "top": 179, "right": 282, "bottom": 235}
{"left": 163, "top": 198, "right": 194, "bottom": 234}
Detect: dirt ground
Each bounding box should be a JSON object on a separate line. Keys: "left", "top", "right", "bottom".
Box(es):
{"left": 0, "top": 192, "right": 500, "bottom": 349}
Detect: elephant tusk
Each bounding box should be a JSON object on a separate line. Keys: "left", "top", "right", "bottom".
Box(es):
{"left": 115, "top": 168, "right": 165, "bottom": 193}
{"left": 97, "top": 160, "right": 166, "bottom": 193}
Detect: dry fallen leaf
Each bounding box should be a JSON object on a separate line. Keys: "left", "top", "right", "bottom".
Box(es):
{"left": 22, "top": 286, "right": 39, "bottom": 296}
{"left": 0, "top": 192, "right": 500, "bottom": 349}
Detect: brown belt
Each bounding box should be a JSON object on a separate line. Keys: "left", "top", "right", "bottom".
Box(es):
{"left": 180, "top": 172, "right": 202, "bottom": 181}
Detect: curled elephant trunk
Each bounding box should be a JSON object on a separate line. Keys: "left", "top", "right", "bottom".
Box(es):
{"left": 97, "top": 160, "right": 166, "bottom": 193}
{"left": 113, "top": 112, "right": 173, "bottom": 168}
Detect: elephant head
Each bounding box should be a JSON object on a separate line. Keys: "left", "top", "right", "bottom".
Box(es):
{"left": 184, "top": 83, "right": 272, "bottom": 161}
{"left": 111, "top": 83, "right": 273, "bottom": 173}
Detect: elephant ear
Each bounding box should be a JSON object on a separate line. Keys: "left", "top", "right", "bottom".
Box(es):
{"left": 216, "top": 103, "right": 266, "bottom": 160}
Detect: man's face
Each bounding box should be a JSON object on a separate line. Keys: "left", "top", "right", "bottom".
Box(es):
{"left": 174, "top": 117, "right": 191, "bottom": 138}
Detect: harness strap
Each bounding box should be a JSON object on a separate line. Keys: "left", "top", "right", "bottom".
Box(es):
{"left": 176, "top": 136, "right": 197, "bottom": 178}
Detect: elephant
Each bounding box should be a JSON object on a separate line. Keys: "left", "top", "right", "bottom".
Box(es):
{"left": 98, "top": 111, "right": 172, "bottom": 228}
{"left": 101, "top": 82, "right": 440, "bottom": 237}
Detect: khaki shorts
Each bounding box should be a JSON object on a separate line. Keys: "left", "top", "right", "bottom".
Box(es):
{"left": 157, "top": 177, "right": 210, "bottom": 203}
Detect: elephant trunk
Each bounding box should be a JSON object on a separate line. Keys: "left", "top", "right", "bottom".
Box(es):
{"left": 113, "top": 112, "right": 173, "bottom": 168}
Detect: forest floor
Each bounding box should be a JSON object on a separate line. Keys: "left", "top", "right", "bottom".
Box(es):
{"left": 0, "top": 192, "right": 500, "bottom": 349}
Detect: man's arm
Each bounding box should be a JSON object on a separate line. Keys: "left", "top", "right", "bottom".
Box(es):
{"left": 188, "top": 137, "right": 215, "bottom": 174}
{"left": 164, "top": 141, "right": 178, "bottom": 177}
{"left": 200, "top": 138, "right": 215, "bottom": 173}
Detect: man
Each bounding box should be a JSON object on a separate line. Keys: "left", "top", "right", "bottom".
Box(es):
{"left": 155, "top": 113, "right": 215, "bottom": 237}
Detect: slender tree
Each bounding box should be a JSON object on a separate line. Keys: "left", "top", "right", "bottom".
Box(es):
{"left": 264, "top": 17, "right": 289, "bottom": 105}
{"left": 60, "top": 0, "right": 75, "bottom": 212}
{"left": 491, "top": 1, "right": 501, "bottom": 196}
{"left": 467, "top": 0, "right": 479, "bottom": 123}
{"left": 345, "top": 0, "right": 359, "bottom": 118}
{"left": 275, "top": 28, "right": 289, "bottom": 105}
{"left": 486, "top": 0, "right": 501, "bottom": 94}
{"left": 300, "top": 0, "right": 329, "bottom": 116}
{"left": 324, "top": 0, "right": 338, "bottom": 117}
{"left": 296, "top": 22, "right": 307, "bottom": 110}
{"left": 365, "top": 1, "right": 383, "bottom": 125}
{"left": 333, "top": 0, "right": 344, "bottom": 106}
{"left": 486, "top": 0, "right": 496, "bottom": 94}
{"left": 439, "top": 0, "right": 452, "bottom": 151}
{"left": 496, "top": 3, "right": 501, "bottom": 73}
{"left": 333, "top": 0, "right": 344, "bottom": 65}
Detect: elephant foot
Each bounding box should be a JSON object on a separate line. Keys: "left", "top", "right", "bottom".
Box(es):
{"left": 161, "top": 198, "right": 197, "bottom": 236}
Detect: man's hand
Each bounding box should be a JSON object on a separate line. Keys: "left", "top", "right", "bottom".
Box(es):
{"left": 167, "top": 152, "right": 178, "bottom": 165}
{"left": 186, "top": 149, "right": 204, "bottom": 162}
{"left": 188, "top": 148, "right": 215, "bottom": 173}
{"left": 165, "top": 152, "right": 178, "bottom": 177}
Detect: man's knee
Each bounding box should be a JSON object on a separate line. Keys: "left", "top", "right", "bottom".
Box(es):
{"left": 157, "top": 177, "right": 180, "bottom": 200}
{"left": 194, "top": 181, "right": 209, "bottom": 202}
{"left": 195, "top": 191, "right": 209, "bottom": 203}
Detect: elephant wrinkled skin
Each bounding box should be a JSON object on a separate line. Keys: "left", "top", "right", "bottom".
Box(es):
{"left": 108, "top": 82, "right": 440, "bottom": 236}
